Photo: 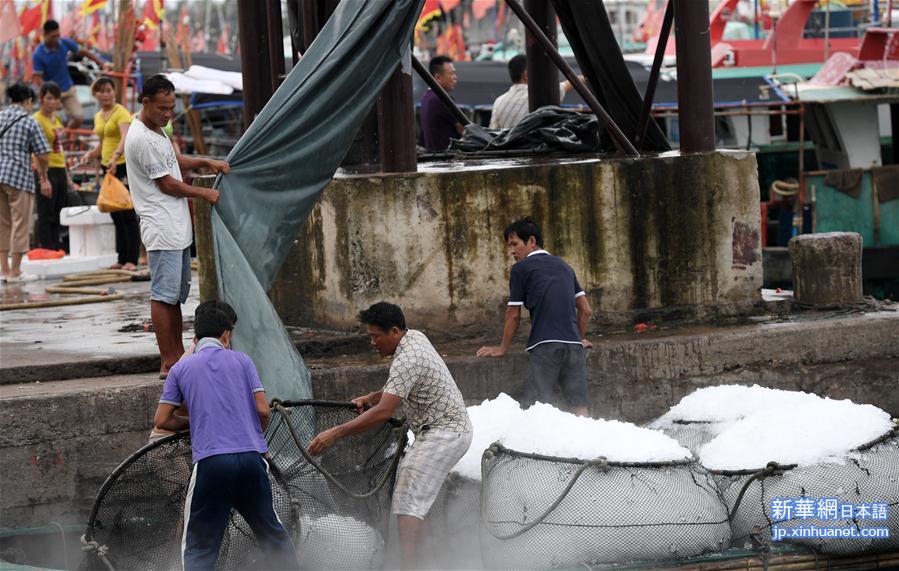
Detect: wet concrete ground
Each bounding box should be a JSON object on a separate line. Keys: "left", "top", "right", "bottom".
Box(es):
{"left": 0, "top": 272, "right": 199, "bottom": 370}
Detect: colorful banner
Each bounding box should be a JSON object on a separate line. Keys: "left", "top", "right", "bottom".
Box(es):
{"left": 81, "top": 0, "right": 108, "bottom": 16}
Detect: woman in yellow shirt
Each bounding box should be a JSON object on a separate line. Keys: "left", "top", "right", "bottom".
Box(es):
{"left": 32, "top": 81, "right": 68, "bottom": 251}
{"left": 81, "top": 77, "right": 140, "bottom": 270}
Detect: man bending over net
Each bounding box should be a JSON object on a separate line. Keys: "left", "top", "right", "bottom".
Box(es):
{"left": 308, "top": 302, "right": 473, "bottom": 569}
{"left": 154, "top": 300, "right": 299, "bottom": 570}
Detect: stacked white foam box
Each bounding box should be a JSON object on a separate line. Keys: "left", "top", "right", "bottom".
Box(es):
{"left": 22, "top": 206, "right": 119, "bottom": 278}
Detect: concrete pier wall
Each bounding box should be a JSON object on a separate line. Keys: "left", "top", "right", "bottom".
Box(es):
{"left": 3, "top": 312, "right": 898, "bottom": 530}
{"left": 195, "top": 150, "right": 762, "bottom": 330}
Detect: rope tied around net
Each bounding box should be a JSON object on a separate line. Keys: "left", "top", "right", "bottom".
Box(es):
{"left": 479, "top": 443, "right": 610, "bottom": 540}
{"left": 269, "top": 400, "right": 406, "bottom": 500}
{"left": 80, "top": 534, "right": 115, "bottom": 571}
{"left": 727, "top": 461, "right": 794, "bottom": 522}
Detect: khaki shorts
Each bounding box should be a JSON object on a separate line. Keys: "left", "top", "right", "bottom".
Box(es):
{"left": 60, "top": 86, "right": 83, "bottom": 122}
{"left": 392, "top": 429, "right": 472, "bottom": 519}
{"left": 0, "top": 184, "right": 34, "bottom": 253}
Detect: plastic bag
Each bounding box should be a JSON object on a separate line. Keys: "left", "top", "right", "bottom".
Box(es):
{"left": 97, "top": 172, "right": 132, "bottom": 213}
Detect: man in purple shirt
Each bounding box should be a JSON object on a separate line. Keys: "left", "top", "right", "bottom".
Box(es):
{"left": 419, "top": 55, "right": 464, "bottom": 152}
{"left": 154, "top": 301, "right": 298, "bottom": 570}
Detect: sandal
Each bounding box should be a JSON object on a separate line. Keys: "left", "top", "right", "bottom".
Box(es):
{"left": 122, "top": 263, "right": 138, "bottom": 272}
{"left": 109, "top": 263, "right": 124, "bottom": 270}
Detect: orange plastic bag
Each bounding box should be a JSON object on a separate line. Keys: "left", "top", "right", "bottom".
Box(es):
{"left": 97, "top": 172, "right": 133, "bottom": 213}
{"left": 27, "top": 248, "right": 65, "bottom": 260}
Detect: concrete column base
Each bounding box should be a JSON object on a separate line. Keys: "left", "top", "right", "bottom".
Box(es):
{"left": 789, "top": 232, "right": 863, "bottom": 306}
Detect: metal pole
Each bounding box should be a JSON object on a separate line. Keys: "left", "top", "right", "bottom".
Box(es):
{"left": 889, "top": 0, "right": 893, "bottom": 26}
{"left": 635, "top": 0, "right": 673, "bottom": 150}
{"left": 824, "top": 0, "right": 831, "bottom": 61}
{"left": 524, "top": 0, "right": 559, "bottom": 111}
{"left": 411, "top": 55, "right": 471, "bottom": 126}
{"left": 377, "top": 52, "right": 417, "bottom": 173}
{"left": 300, "top": 0, "right": 320, "bottom": 52}
{"left": 266, "top": 0, "right": 286, "bottom": 92}
{"left": 237, "top": 0, "right": 274, "bottom": 129}
{"left": 754, "top": 0, "right": 760, "bottom": 39}
{"left": 504, "top": 0, "right": 639, "bottom": 155}
{"left": 672, "top": 0, "right": 716, "bottom": 153}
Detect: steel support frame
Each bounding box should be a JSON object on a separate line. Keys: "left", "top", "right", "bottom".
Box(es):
{"left": 503, "top": 0, "right": 639, "bottom": 156}
{"left": 635, "top": 0, "right": 674, "bottom": 150}
{"left": 524, "top": 0, "right": 560, "bottom": 111}
{"left": 672, "top": 0, "right": 716, "bottom": 153}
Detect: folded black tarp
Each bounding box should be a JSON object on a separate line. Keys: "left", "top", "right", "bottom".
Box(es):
{"left": 449, "top": 106, "right": 605, "bottom": 153}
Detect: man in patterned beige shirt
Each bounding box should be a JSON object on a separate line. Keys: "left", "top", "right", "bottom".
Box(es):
{"left": 309, "top": 301, "right": 472, "bottom": 569}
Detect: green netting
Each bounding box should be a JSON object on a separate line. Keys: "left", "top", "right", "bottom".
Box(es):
{"left": 211, "top": 0, "right": 424, "bottom": 401}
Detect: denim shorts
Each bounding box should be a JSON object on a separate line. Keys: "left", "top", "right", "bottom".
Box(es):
{"left": 148, "top": 247, "right": 191, "bottom": 305}
{"left": 526, "top": 342, "right": 590, "bottom": 408}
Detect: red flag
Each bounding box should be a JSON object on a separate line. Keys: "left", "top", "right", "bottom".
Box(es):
{"left": 81, "top": 0, "right": 108, "bottom": 16}
{"left": 472, "top": 0, "right": 495, "bottom": 20}
{"left": 175, "top": 6, "right": 189, "bottom": 49}
{"left": 216, "top": 24, "right": 231, "bottom": 55}
{"left": 20, "top": 2, "right": 42, "bottom": 36}
{"left": 417, "top": 0, "right": 442, "bottom": 33}
{"left": 142, "top": 0, "right": 164, "bottom": 30}
{"left": 59, "top": 11, "right": 77, "bottom": 36}
{"left": 437, "top": 23, "right": 467, "bottom": 61}
{"left": 1, "top": 0, "right": 21, "bottom": 44}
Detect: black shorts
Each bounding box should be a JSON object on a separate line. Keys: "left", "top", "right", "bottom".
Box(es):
{"left": 525, "top": 342, "right": 590, "bottom": 408}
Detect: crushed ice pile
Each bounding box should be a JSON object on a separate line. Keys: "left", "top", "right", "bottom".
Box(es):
{"left": 651, "top": 385, "right": 894, "bottom": 471}
{"left": 451, "top": 393, "right": 691, "bottom": 479}
{"left": 298, "top": 513, "right": 383, "bottom": 569}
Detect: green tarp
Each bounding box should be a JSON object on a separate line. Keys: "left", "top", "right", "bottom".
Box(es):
{"left": 212, "top": 0, "right": 423, "bottom": 400}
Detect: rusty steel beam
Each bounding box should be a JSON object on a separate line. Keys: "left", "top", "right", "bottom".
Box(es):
{"left": 503, "top": 0, "right": 638, "bottom": 156}
{"left": 673, "top": 0, "right": 716, "bottom": 153}
{"left": 266, "top": 0, "right": 286, "bottom": 92}
{"left": 524, "top": 0, "right": 559, "bottom": 111}
{"left": 411, "top": 55, "right": 471, "bottom": 126}
{"left": 635, "top": 0, "right": 673, "bottom": 150}
{"left": 377, "top": 54, "right": 417, "bottom": 173}
{"left": 237, "top": 0, "right": 274, "bottom": 129}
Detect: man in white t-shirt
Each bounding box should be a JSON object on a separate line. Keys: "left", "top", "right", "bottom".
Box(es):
{"left": 489, "top": 54, "right": 578, "bottom": 131}
{"left": 125, "top": 74, "right": 229, "bottom": 379}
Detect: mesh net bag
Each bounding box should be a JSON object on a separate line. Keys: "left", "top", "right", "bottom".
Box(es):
{"left": 82, "top": 433, "right": 195, "bottom": 570}
{"left": 82, "top": 401, "right": 405, "bottom": 570}
{"left": 717, "top": 430, "right": 899, "bottom": 555}
{"left": 265, "top": 400, "right": 405, "bottom": 569}
{"left": 655, "top": 421, "right": 719, "bottom": 458}
{"left": 479, "top": 444, "right": 731, "bottom": 569}
{"left": 423, "top": 472, "right": 483, "bottom": 568}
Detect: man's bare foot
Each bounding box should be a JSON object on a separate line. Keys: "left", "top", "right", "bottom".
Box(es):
{"left": 122, "top": 263, "right": 138, "bottom": 271}
{"left": 109, "top": 263, "right": 123, "bottom": 270}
